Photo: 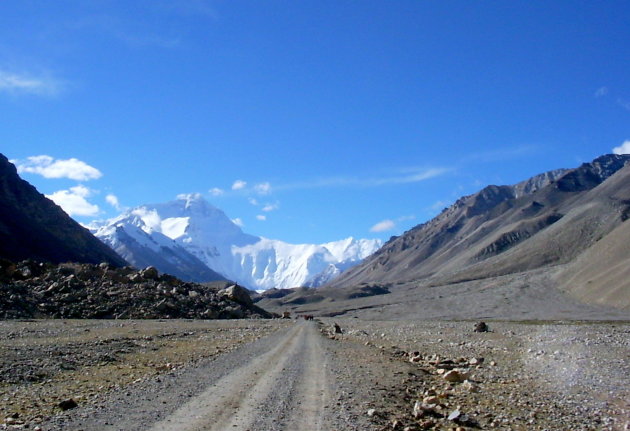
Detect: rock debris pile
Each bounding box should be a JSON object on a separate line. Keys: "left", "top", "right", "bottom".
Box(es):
{"left": 0, "top": 259, "right": 271, "bottom": 319}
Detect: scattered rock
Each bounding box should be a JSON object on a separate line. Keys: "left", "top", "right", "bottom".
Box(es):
{"left": 413, "top": 400, "right": 426, "bottom": 418}
{"left": 443, "top": 369, "right": 466, "bottom": 383}
{"left": 423, "top": 396, "right": 440, "bottom": 405}
{"left": 474, "top": 321, "right": 489, "bottom": 332}
{"left": 58, "top": 398, "right": 78, "bottom": 411}
{"left": 140, "top": 266, "right": 159, "bottom": 280}
{"left": 448, "top": 409, "right": 462, "bottom": 421}
{"left": 461, "top": 379, "right": 479, "bottom": 393}
{"left": 218, "top": 285, "right": 253, "bottom": 306}
{"left": 469, "top": 357, "right": 484, "bottom": 366}
{"left": 418, "top": 419, "right": 435, "bottom": 430}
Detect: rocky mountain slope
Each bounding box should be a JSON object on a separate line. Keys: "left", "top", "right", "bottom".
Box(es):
{"left": 0, "top": 154, "right": 126, "bottom": 267}
{"left": 91, "top": 194, "right": 381, "bottom": 289}
{"left": 322, "top": 154, "right": 630, "bottom": 310}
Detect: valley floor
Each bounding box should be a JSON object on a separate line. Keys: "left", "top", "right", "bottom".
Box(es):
{"left": 1, "top": 318, "right": 628, "bottom": 430}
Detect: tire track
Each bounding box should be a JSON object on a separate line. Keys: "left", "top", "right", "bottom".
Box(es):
{"left": 281, "top": 323, "right": 330, "bottom": 431}
{"left": 149, "top": 321, "right": 329, "bottom": 431}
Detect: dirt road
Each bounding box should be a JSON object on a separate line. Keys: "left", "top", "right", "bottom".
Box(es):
{"left": 149, "top": 321, "right": 330, "bottom": 431}
{"left": 44, "top": 321, "right": 355, "bottom": 431}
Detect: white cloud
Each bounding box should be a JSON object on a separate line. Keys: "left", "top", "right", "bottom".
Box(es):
{"left": 248, "top": 197, "right": 259, "bottom": 206}
{"left": 370, "top": 219, "right": 395, "bottom": 233}
{"left": 262, "top": 203, "right": 278, "bottom": 212}
{"left": 595, "top": 86, "right": 609, "bottom": 97}
{"left": 618, "top": 98, "right": 630, "bottom": 112}
{"left": 0, "top": 70, "right": 62, "bottom": 96}
{"left": 397, "top": 214, "right": 416, "bottom": 222}
{"left": 612, "top": 140, "right": 630, "bottom": 155}
{"left": 275, "top": 167, "right": 449, "bottom": 191}
{"left": 430, "top": 200, "right": 448, "bottom": 211}
{"left": 209, "top": 187, "right": 224, "bottom": 196}
{"left": 256, "top": 214, "right": 267, "bottom": 221}
{"left": 15, "top": 155, "right": 102, "bottom": 181}
{"left": 105, "top": 194, "right": 122, "bottom": 211}
{"left": 232, "top": 180, "right": 247, "bottom": 190}
{"left": 46, "top": 185, "right": 100, "bottom": 217}
{"left": 232, "top": 217, "right": 244, "bottom": 227}
{"left": 176, "top": 192, "right": 202, "bottom": 202}
{"left": 254, "top": 182, "right": 272, "bottom": 195}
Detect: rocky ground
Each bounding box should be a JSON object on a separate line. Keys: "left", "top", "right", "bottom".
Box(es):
{"left": 0, "top": 260, "right": 270, "bottom": 319}
{"left": 0, "top": 319, "right": 290, "bottom": 429}
{"left": 322, "top": 318, "right": 630, "bottom": 431}
{"left": 1, "top": 318, "right": 628, "bottom": 430}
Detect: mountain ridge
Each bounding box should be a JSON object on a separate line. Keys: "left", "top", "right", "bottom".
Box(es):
{"left": 321, "top": 154, "right": 630, "bottom": 311}
{"left": 92, "top": 195, "right": 382, "bottom": 289}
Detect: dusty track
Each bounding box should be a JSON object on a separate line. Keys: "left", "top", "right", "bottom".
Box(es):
{"left": 150, "top": 321, "right": 330, "bottom": 431}
{"left": 43, "top": 321, "right": 343, "bottom": 431}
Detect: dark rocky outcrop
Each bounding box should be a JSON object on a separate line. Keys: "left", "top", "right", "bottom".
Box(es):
{"left": 0, "top": 154, "right": 126, "bottom": 266}
{"left": 0, "top": 260, "right": 271, "bottom": 319}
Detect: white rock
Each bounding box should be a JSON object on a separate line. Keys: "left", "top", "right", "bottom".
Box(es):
{"left": 462, "top": 380, "right": 479, "bottom": 393}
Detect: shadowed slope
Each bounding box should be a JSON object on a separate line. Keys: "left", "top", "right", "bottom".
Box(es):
{"left": 0, "top": 154, "right": 126, "bottom": 266}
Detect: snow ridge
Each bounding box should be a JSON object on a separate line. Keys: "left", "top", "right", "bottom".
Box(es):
{"left": 91, "top": 194, "right": 382, "bottom": 290}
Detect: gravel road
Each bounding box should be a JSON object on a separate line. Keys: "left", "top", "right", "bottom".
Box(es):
{"left": 149, "top": 321, "right": 330, "bottom": 431}
{"left": 42, "top": 321, "right": 364, "bottom": 431}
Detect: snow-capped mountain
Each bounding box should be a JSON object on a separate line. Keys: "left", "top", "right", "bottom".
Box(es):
{"left": 90, "top": 194, "right": 382, "bottom": 290}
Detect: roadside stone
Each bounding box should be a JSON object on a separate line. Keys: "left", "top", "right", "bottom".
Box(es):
{"left": 461, "top": 380, "right": 479, "bottom": 393}
{"left": 413, "top": 400, "right": 425, "bottom": 418}
{"left": 443, "top": 370, "right": 466, "bottom": 383}
{"left": 448, "top": 409, "right": 461, "bottom": 421}
{"left": 423, "top": 395, "right": 439, "bottom": 405}
{"left": 469, "top": 357, "right": 484, "bottom": 366}
{"left": 418, "top": 419, "right": 435, "bottom": 430}
{"left": 474, "top": 321, "right": 489, "bottom": 332}
{"left": 58, "top": 399, "right": 78, "bottom": 411}
{"left": 413, "top": 400, "right": 440, "bottom": 418}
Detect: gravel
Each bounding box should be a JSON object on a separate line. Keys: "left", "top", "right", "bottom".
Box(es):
{"left": 2, "top": 318, "right": 628, "bottom": 430}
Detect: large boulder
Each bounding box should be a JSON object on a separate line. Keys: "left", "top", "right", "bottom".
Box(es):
{"left": 140, "top": 266, "right": 159, "bottom": 280}
{"left": 218, "top": 284, "right": 253, "bottom": 306}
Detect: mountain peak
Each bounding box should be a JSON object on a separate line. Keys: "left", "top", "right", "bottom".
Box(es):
{"left": 176, "top": 192, "right": 206, "bottom": 209}
{"left": 92, "top": 197, "right": 382, "bottom": 289}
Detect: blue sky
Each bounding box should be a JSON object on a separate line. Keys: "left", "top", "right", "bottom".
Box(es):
{"left": 2, "top": 1, "right": 629, "bottom": 244}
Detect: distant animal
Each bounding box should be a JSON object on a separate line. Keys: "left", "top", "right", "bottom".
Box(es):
{"left": 282, "top": 311, "right": 291, "bottom": 319}
{"left": 303, "top": 314, "right": 314, "bottom": 321}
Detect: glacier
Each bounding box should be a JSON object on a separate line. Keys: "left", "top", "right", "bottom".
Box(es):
{"left": 90, "top": 194, "right": 382, "bottom": 290}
